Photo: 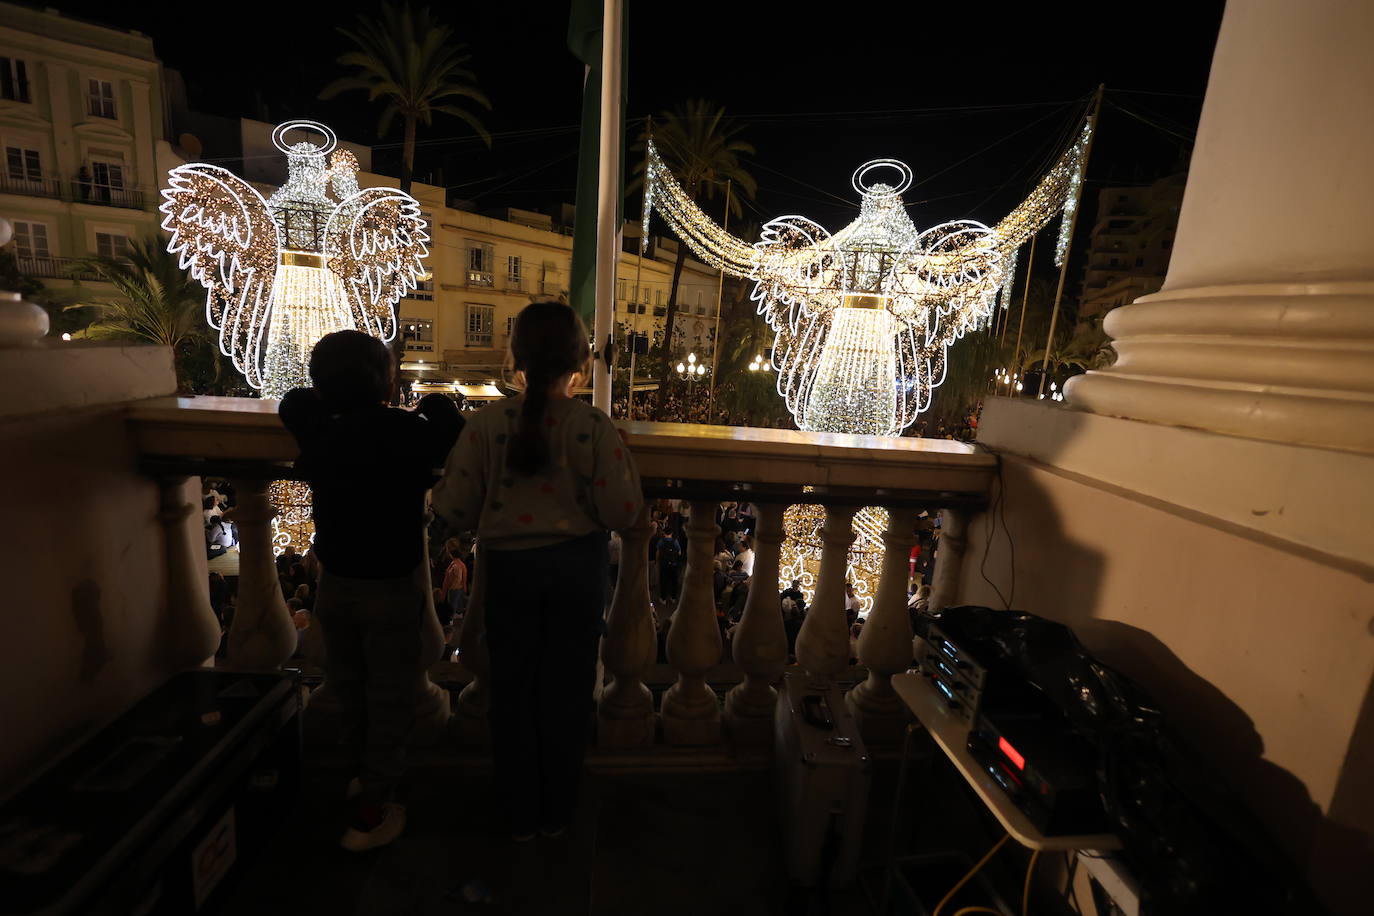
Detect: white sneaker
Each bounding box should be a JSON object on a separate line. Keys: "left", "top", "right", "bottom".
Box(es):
{"left": 340, "top": 803, "right": 406, "bottom": 852}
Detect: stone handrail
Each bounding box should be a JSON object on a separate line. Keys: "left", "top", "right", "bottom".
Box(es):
{"left": 128, "top": 396, "right": 996, "bottom": 747}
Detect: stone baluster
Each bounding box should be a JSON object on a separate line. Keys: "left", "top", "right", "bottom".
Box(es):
{"left": 598, "top": 504, "right": 656, "bottom": 746}
{"left": 846, "top": 507, "right": 917, "bottom": 743}
{"left": 928, "top": 509, "right": 969, "bottom": 614}
{"left": 724, "top": 502, "right": 787, "bottom": 744}
{"left": 155, "top": 476, "right": 224, "bottom": 667}
{"left": 454, "top": 543, "right": 491, "bottom": 743}
{"left": 795, "top": 504, "right": 858, "bottom": 684}
{"left": 661, "top": 499, "right": 722, "bottom": 745}
{"left": 225, "top": 479, "right": 296, "bottom": 667}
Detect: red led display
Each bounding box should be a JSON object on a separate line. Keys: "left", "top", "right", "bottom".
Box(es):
{"left": 998, "top": 735, "right": 1025, "bottom": 770}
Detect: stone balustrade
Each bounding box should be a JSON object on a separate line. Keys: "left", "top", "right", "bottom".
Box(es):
{"left": 128, "top": 398, "right": 995, "bottom": 749}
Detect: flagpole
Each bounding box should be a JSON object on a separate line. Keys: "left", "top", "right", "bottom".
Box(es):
{"left": 1038, "top": 84, "right": 1104, "bottom": 398}
{"left": 591, "top": 0, "right": 624, "bottom": 415}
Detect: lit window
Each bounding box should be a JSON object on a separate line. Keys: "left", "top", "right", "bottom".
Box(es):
{"left": 465, "top": 304, "right": 494, "bottom": 347}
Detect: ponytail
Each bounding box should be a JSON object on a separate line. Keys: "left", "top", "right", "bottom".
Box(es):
{"left": 508, "top": 368, "right": 553, "bottom": 474}
{"left": 504, "top": 301, "right": 590, "bottom": 474}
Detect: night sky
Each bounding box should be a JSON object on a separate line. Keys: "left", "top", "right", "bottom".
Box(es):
{"left": 50, "top": 0, "right": 1224, "bottom": 231}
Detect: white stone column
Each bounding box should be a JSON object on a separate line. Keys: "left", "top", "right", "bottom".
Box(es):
{"left": 598, "top": 505, "right": 656, "bottom": 746}
{"left": 1065, "top": 0, "right": 1374, "bottom": 454}
{"left": 155, "top": 476, "right": 223, "bottom": 667}
{"left": 454, "top": 544, "right": 490, "bottom": 744}
{"left": 224, "top": 479, "right": 296, "bottom": 667}
{"left": 661, "top": 499, "right": 722, "bottom": 745}
{"left": 846, "top": 507, "right": 917, "bottom": 743}
{"left": 724, "top": 502, "right": 787, "bottom": 745}
{"left": 795, "top": 504, "right": 857, "bottom": 684}
{"left": 928, "top": 509, "right": 968, "bottom": 614}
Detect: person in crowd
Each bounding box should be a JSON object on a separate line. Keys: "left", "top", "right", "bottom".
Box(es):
{"left": 208, "top": 572, "right": 229, "bottom": 622}
{"left": 275, "top": 544, "right": 298, "bottom": 578}
{"left": 286, "top": 597, "right": 308, "bottom": 657}
{"left": 727, "top": 575, "right": 750, "bottom": 623}
{"left": 844, "top": 583, "right": 861, "bottom": 626}
{"left": 293, "top": 582, "right": 313, "bottom": 611}
{"left": 848, "top": 621, "right": 864, "bottom": 664}
{"left": 780, "top": 579, "right": 806, "bottom": 616}
{"left": 646, "top": 520, "right": 663, "bottom": 600}
{"left": 280, "top": 329, "right": 463, "bottom": 852}
{"left": 735, "top": 535, "right": 755, "bottom": 577}
{"left": 206, "top": 513, "right": 234, "bottom": 559}
{"left": 657, "top": 530, "right": 683, "bottom": 604}
{"left": 783, "top": 600, "right": 804, "bottom": 661}
{"left": 441, "top": 537, "right": 468, "bottom": 622}
{"left": 608, "top": 530, "right": 622, "bottom": 590}
{"left": 203, "top": 495, "right": 222, "bottom": 526}
{"left": 432, "top": 300, "right": 641, "bottom": 843}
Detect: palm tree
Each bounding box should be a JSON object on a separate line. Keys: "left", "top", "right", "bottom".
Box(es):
{"left": 64, "top": 237, "right": 212, "bottom": 392}
{"left": 321, "top": 2, "right": 492, "bottom": 196}
{"left": 631, "top": 100, "right": 756, "bottom": 412}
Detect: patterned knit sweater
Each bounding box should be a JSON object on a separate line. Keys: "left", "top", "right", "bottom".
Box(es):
{"left": 432, "top": 395, "right": 642, "bottom": 550}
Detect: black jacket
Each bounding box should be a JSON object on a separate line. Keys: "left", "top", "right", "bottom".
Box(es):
{"left": 280, "top": 390, "right": 463, "bottom": 579}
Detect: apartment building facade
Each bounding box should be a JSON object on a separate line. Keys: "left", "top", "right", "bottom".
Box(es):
{"left": 0, "top": 2, "right": 168, "bottom": 289}
{"left": 1076, "top": 172, "right": 1185, "bottom": 329}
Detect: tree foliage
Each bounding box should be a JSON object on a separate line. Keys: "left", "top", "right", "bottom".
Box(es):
{"left": 321, "top": 2, "right": 491, "bottom": 192}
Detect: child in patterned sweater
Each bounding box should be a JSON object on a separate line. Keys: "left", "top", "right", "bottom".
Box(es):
{"left": 432, "top": 300, "right": 641, "bottom": 840}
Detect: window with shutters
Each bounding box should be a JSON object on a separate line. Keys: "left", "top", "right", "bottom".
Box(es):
{"left": 507, "top": 255, "right": 521, "bottom": 281}
{"left": 95, "top": 232, "right": 130, "bottom": 261}
{"left": 0, "top": 58, "right": 30, "bottom": 103}
{"left": 6, "top": 146, "right": 41, "bottom": 181}
{"left": 467, "top": 244, "right": 493, "bottom": 286}
{"left": 466, "top": 304, "right": 494, "bottom": 347}
{"left": 87, "top": 79, "right": 116, "bottom": 118}
{"left": 12, "top": 220, "right": 50, "bottom": 259}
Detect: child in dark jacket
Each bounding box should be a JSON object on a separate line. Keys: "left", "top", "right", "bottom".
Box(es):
{"left": 280, "top": 330, "right": 462, "bottom": 852}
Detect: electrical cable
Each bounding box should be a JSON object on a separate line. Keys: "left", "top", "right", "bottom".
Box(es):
{"left": 1023, "top": 849, "right": 1041, "bottom": 916}
{"left": 951, "top": 908, "right": 1004, "bottom": 916}
{"left": 977, "top": 461, "right": 1013, "bottom": 611}
{"left": 908, "top": 102, "right": 1079, "bottom": 193}
{"left": 932, "top": 834, "right": 1010, "bottom": 916}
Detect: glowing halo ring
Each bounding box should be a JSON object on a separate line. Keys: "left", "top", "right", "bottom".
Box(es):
{"left": 852, "top": 159, "right": 913, "bottom": 198}
{"left": 272, "top": 120, "right": 337, "bottom": 156}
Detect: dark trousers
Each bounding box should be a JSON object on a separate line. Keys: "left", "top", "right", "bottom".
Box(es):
{"left": 485, "top": 533, "right": 607, "bottom": 833}
{"left": 659, "top": 564, "right": 680, "bottom": 601}
{"left": 314, "top": 565, "right": 428, "bottom": 807}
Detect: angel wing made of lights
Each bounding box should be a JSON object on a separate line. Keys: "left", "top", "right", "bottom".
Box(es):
{"left": 160, "top": 164, "right": 279, "bottom": 389}
{"left": 324, "top": 187, "right": 431, "bottom": 342}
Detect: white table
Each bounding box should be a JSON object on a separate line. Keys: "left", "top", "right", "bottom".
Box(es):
{"left": 891, "top": 671, "right": 1122, "bottom": 853}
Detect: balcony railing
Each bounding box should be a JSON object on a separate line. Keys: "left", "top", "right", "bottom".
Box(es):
{"left": 78, "top": 182, "right": 144, "bottom": 210}
{"left": 15, "top": 255, "right": 104, "bottom": 281}
{"left": 0, "top": 173, "right": 146, "bottom": 209}
{"left": 127, "top": 397, "right": 995, "bottom": 751}
{"left": 0, "top": 173, "right": 62, "bottom": 199}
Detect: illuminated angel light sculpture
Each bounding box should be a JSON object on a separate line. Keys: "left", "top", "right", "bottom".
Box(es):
{"left": 644, "top": 118, "right": 1091, "bottom": 436}
{"left": 160, "top": 120, "right": 430, "bottom": 397}
{"left": 645, "top": 120, "right": 1092, "bottom": 608}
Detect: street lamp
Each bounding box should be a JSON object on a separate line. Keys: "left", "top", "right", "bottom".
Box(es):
{"left": 677, "top": 351, "right": 708, "bottom": 392}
